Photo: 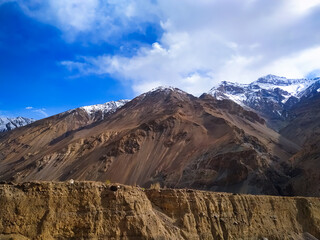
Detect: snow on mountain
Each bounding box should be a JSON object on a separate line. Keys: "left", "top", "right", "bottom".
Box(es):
{"left": 208, "top": 74, "right": 320, "bottom": 130}
{"left": 209, "top": 75, "right": 316, "bottom": 104}
{"left": 80, "top": 100, "right": 129, "bottom": 120}
{"left": 253, "top": 75, "right": 317, "bottom": 103}
{"left": 1, "top": 100, "right": 129, "bottom": 133}
{"left": 208, "top": 81, "right": 248, "bottom": 106}
{"left": 296, "top": 79, "right": 320, "bottom": 100}
{"left": 143, "top": 86, "right": 189, "bottom": 96}
{"left": 150, "top": 86, "right": 187, "bottom": 94}
{"left": 0, "top": 117, "right": 35, "bottom": 132}
{"left": 136, "top": 86, "right": 189, "bottom": 102}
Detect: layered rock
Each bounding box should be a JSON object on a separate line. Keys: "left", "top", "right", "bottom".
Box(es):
{"left": 0, "top": 182, "right": 319, "bottom": 240}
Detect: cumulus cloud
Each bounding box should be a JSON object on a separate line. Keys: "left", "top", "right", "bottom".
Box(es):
{"left": 56, "top": 0, "right": 320, "bottom": 95}
{"left": 3, "top": 0, "right": 320, "bottom": 95}
{"left": 25, "top": 106, "right": 33, "bottom": 110}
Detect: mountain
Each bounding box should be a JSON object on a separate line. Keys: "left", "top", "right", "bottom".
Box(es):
{"left": 208, "top": 74, "right": 319, "bottom": 130}
{"left": 80, "top": 100, "right": 129, "bottom": 121}
{"left": 0, "top": 99, "right": 129, "bottom": 155}
{"left": 0, "top": 87, "right": 300, "bottom": 195}
{"left": 279, "top": 92, "right": 320, "bottom": 196}
{"left": 0, "top": 116, "right": 35, "bottom": 133}
{"left": 207, "top": 73, "right": 320, "bottom": 197}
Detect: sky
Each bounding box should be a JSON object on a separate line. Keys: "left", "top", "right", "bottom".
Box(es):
{"left": 1, "top": 0, "right": 320, "bottom": 119}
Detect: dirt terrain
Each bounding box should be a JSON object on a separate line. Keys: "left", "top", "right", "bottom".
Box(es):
{"left": 0, "top": 181, "right": 319, "bottom": 240}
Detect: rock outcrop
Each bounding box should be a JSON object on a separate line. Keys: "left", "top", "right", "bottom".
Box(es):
{"left": 0, "top": 182, "right": 319, "bottom": 240}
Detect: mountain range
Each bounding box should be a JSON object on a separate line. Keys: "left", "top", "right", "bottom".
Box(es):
{"left": 209, "top": 74, "right": 320, "bottom": 130}
{"left": 1, "top": 75, "right": 319, "bottom": 197}
{"left": 0, "top": 117, "right": 35, "bottom": 132}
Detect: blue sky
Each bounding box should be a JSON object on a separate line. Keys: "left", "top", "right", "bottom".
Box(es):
{"left": 0, "top": 1, "right": 162, "bottom": 119}
{"left": 1, "top": 0, "right": 320, "bottom": 119}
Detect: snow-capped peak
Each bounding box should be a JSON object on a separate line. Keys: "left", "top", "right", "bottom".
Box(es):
{"left": 209, "top": 75, "right": 318, "bottom": 101}
{"left": 251, "top": 75, "right": 316, "bottom": 98}
{"left": 151, "top": 86, "right": 177, "bottom": 91}
{"left": 208, "top": 81, "right": 248, "bottom": 106}
{"left": 0, "top": 116, "right": 35, "bottom": 132}
{"left": 80, "top": 100, "right": 129, "bottom": 120}
{"left": 208, "top": 74, "right": 320, "bottom": 129}
{"left": 255, "top": 74, "right": 288, "bottom": 84}
{"left": 150, "top": 86, "right": 187, "bottom": 94}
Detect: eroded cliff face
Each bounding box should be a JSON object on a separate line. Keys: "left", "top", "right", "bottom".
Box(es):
{"left": 0, "top": 182, "right": 319, "bottom": 240}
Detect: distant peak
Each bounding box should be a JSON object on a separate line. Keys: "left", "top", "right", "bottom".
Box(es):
{"left": 134, "top": 86, "right": 190, "bottom": 102}
{"left": 151, "top": 86, "right": 183, "bottom": 92}
{"left": 263, "top": 74, "right": 286, "bottom": 79}
{"left": 0, "top": 116, "right": 35, "bottom": 132}
{"left": 147, "top": 86, "right": 188, "bottom": 95}
{"left": 79, "top": 100, "right": 130, "bottom": 119}
{"left": 256, "top": 74, "right": 287, "bottom": 83}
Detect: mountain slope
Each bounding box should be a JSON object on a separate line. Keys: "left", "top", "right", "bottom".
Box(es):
{"left": 0, "top": 100, "right": 128, "bottom": 164}
{"left": 0, "top": 117, "right": 35, "bottom": 133}
{"left": 0, "top": 87, "right": 300, "bottom": 195}
{"left": 80, "top": 100, "right": 129, "bottom": 121}
{"left": 279, "top": 93, "right": 320, "bottom": 196}
{"left": 209, "top": 74, "right": 319, "bottom": 130}
{"left": 280, "top": 93, "right": 320, "bottom": 146}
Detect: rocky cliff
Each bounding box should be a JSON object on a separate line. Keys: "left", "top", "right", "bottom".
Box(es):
{"left": 0, "top": 182, "right": 319, "bottom": 240}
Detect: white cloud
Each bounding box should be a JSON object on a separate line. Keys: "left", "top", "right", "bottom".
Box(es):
{"left": 49, "top": 0, "right": 99, "bottom": 32}
{"left": 0, "top": 0, "right": 159, "bottom": 42}
{"left": 57, "top": 0, "right": 320, "bottom": 95}
{"left": 25, "top": 106, "right": 48, "bottom": 117}
{"left": 33, "top": 108, "right": 48, "bottom": 117}
{"left": 3, "top": 0, "right": 320, "bottom": 95}
{"left": 288, "top": 0, "right": 320, "bottom": 14}
{"left": 260, "top": 46, "right": 320, "bottom": 79}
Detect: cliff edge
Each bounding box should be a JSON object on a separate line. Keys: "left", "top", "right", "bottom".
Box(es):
{"left": 0, "top": 182, "right": 319, "bottom": 240}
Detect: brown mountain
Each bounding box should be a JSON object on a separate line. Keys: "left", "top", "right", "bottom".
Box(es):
{"left": 280, "top": 94, "right": 320, "bottom": 196}
{"left": 0, "top": 88, "right": 300, "bottom": 195}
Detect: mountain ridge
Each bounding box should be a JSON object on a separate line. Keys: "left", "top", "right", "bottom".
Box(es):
{"left": 0, "top": 100, "right": 129, "bottom": 134}
{"left": 0, "top": 116, "right": 35, "bottom": 133}
{"left": 4, "top": 75, "right": 318, "bottom": 133}
{"left": 208, "top": 74, "right": 320, "bottom": 130}
{"left": 0, "top": 87, "right": 301, "bottom": 196}
{"left": 0, "top": 82, "right": 319, "bottom": 196}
